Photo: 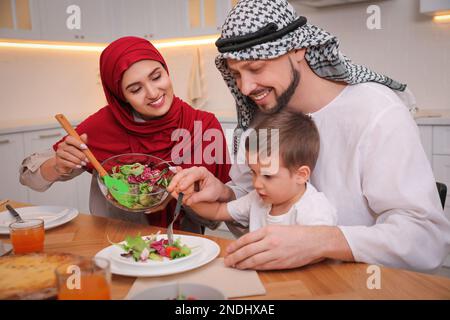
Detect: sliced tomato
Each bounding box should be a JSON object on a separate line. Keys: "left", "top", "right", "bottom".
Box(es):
{"left": 166, "top": 246, "right": 180, "bottom": 259}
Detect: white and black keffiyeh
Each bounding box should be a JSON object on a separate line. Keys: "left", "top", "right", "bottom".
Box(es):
{"left": 215, "top": 0, "right": 414, "bottom": 153}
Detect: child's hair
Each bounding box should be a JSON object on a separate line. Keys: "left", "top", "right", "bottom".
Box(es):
{"left": 244, "top": 110, "right": 320, "bottom": 172}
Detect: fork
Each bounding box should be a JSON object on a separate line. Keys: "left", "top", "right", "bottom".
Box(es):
{"left": 167, "top": 192, "right": 184, "bottom": 246}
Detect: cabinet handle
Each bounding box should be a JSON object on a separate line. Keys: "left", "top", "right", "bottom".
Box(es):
{"left": 38, "top": 133, "right": 62, "bottom": 139}
{"left": 80, "top": 35, "right": 85, "bottom": 39}
{"left": 75, "top": 35, "right": 79, "bottom": 39}
{"left": 0, "top": 139, "right": 10, "bottom": 145}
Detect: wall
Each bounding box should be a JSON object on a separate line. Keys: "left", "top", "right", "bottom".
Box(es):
{"left": 0, "top": 44, "right": 236, "bottom": 129}
{"left": 0, "top": 0, "right": 449, "bottom": 129}
{"left": 290, "top": 0, "right": 450, "bottom": 110}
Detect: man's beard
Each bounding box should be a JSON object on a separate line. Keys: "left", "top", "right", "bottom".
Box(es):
{"left": 252, "top": 60, "right": 300, "bottom": 115}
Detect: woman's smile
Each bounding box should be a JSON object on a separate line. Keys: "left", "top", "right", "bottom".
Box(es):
{"left": 147, "top": 94, "right": 165, "bottom": 108}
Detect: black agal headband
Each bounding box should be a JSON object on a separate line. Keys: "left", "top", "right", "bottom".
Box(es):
{"left": 215, "top": 16, "right": 307, "bottom": 53}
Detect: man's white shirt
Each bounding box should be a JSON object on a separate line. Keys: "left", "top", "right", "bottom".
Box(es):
{"left": 226, "top": 83, "right": 450, "bottom": 272}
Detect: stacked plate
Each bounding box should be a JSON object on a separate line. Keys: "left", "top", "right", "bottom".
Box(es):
{"left": 95, "top": 234, "right": 220, "bottom": 277}
{"left": 0, "top": 206, "right": 79, "bottom": 235}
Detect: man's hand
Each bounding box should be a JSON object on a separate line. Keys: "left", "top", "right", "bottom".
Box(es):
{"left": 167, "top": 166, "right": 234, "bottom": 205}
{"left": 224, "top": 225, "right": 354, "bottom": 270}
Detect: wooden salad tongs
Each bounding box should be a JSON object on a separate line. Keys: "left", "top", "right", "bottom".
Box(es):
{"left": 54, "top": 114, "right": 130, "bottom": 204}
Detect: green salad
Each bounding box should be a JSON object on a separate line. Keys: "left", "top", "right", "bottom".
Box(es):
{"left": 110, "top": 233, "right": 192, "bottom": 262}
{"left": 106, "top": 163, "right": 173, "bottom": 210}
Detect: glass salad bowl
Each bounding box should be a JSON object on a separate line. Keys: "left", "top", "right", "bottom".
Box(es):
{"left": 97, "top": 153, "right": 175, "bottom": 213}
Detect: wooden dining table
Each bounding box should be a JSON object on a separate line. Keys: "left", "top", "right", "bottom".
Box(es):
{"left": 1, "top": 200, "right": 450, "bottom": 300}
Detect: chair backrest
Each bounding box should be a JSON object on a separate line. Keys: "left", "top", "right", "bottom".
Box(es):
{"left": 436, "top": 182, "right": 447, "bottom": 209}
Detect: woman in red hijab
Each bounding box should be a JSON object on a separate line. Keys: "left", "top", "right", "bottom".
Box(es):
{"left": 19, "top": 37, "right": 231, "bottom": 233}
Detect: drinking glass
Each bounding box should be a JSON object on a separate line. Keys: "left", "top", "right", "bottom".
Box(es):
{"left": 55, "top": 256, "right": 111, "bottom": 300}
{"left": 9, "top": 219, "right": 45, "bottom": 254}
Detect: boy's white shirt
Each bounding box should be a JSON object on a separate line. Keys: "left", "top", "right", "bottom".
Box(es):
{"left": 227, "top": 182, "right": 337, "bottom": 232}
{"left": 226, "top": 82, "right": 450, "bottom": 272}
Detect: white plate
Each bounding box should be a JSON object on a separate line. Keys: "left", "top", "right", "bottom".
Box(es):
{"left": 0, "top": 206, "right": 78, "bottom": 235}
{"left": 96, "top": 234, "right": 220, "bottom": 277}
{"left": 110, "top": 234, "right": 203, "bottom": 268}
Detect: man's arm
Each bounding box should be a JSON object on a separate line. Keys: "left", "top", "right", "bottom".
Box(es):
{"left": 338, "top": 106, "right": 450, "bottom": 272}
{"left": 224, "top": 225, "right": 354, "bottom": 270}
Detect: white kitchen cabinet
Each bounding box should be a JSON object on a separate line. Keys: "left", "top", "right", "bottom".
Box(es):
{"left": 110, "top": 0, "right": 187, "bottom": 41}
{"left": 0, "top": 126, "right": 91, "bottom": 214}
{"left": 110, "top": 0, "right": 156, "bottom": 40}
{"left": 419, "top": 124, "right": 450, "bottom": 215}
{"left": 434, "top": 154, "right": 450, "bottom": 268}
{"left": 153, "top": 0, "right": 190, "bottom": 39}
{"left": 1, "top": 0, "right": 236, "bottom": 43}
{"left": 111, "top": 0, "right": 235, "bottom": 40}
{"left": 418, "top": 123, "right": 450, "bottom": 267}
{"left": 418, "top": 125, "right": 433, "bottom": 164}
{"left": 184, "top": 0, "right": 234, "bottom": 37}
{"left": 111, "top": 0, "right": 230, "bottom": 41}
{"left": 37, "top": 0, "right": 112, "bottom": 42}
{"left": 433, "top": 126, "right": 450, "bottom": 155}
{"left": 0, "top": 0, "right": 41, "bottom": 39}
{"left": 0, "top": 132, "right": 28, "bottom": 202}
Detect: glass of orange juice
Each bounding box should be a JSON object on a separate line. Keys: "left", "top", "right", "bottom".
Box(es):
{"left": 9, "top": 219, "right": 45, "bottom": 254}
{"left": 55, "top": 257, "right": 111, "bottom": 300}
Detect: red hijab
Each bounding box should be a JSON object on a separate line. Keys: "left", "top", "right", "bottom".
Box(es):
{"left": 54, "top": 36, "right": 230, "bottom": 228}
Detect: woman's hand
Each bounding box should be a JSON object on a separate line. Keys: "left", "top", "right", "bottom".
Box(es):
{"left": 54, "top": 134, "right": 89, "bottom": 175}
{"left": 167, "top": 166, "right": 234, "bottom": 206}
{"left": 41, "top": 134, "right": 89, "bottom": 181}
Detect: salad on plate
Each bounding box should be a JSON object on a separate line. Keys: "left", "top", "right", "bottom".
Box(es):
{"left": 109, "top": 232, "right": 193, "bottom": 263}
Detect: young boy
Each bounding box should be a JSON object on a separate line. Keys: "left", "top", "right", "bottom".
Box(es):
{"left": 174, "top": 110, "right": 337, "bottom": 232}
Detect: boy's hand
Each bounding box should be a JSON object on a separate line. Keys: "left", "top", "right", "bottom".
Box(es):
{"left": 167, "top": 166, "right": 232, "bottom": 205}
{"left": 169, "top": 167, "right": 199, "bottom": 206}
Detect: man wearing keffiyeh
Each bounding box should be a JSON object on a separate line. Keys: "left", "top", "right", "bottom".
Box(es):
{"left": 169, "top": 0, "right": 450, "bottom": 272}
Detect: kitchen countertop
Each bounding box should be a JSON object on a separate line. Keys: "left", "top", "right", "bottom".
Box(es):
{"left": 0, "top": 118, "right": 237, "bottom": 135}
{"left": 0, "top": 118, "right": 83, "bottom": 135}
{"left": 414, "top": 109, "right": 450, "bottom": 125}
